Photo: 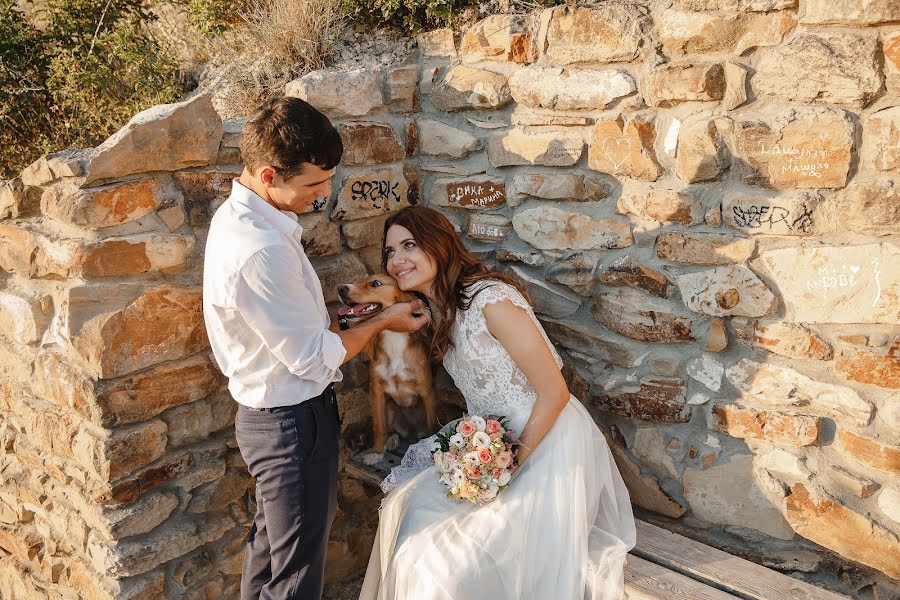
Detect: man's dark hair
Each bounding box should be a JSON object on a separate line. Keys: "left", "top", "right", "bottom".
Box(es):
{"left": 240, "top": 96, "right": 343, "bottom": 178}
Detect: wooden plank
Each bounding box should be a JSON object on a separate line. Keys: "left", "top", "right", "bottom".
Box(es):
{"left": 343, "top": 460, "right": 383, "bottom": 488}
{"left": 625, "top": 554, "right": 739, "bottom": 600}
{"left": 633, "top": 520, "right": 850, "bottom": 600}
{"left": 344, "top": 448, "right": 405, "bottom": 488}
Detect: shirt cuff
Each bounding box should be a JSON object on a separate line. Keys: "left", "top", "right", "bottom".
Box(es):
{"left": 322, "top": 330, "right": 347, "bottom": 371}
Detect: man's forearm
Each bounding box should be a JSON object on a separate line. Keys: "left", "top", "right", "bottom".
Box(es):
{"left": 326, "top": 305, "right": 340, "bottom": 330}
{"left": 336, "top": 316, "right": 388, "bottom": 363}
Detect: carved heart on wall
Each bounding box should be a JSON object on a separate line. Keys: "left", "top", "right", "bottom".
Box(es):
{"left": 602, "top": 136, "right": 632, "bottom": 170}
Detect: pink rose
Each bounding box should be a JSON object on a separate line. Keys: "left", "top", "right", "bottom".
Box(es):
{"left": 458, "top": 482, "right": 476, "bottom": 499}
{"left": 471, "top": 468, "right": 481, "bottom": 478}
{"left": 477, "top": 448, "right": 493, "bottom": 464}
{"left": 491, "top": 468, "right": 502, "bottom": 479}
{"left": 486, "top": 419, "right": 502, "bottom": 434}
{"left": 497, "top": 451, "right": 513, "bottom": 468}
{"left": 457, "top": 420, "right": 476, "bottom": 437}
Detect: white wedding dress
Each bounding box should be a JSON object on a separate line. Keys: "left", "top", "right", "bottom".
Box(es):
{"left": 360, "top": 281, "right": 636, "bottom": 600}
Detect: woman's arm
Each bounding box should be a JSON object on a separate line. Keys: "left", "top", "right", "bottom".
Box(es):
{"left": 482, "top": 300, "right": 570, "bottom": 468}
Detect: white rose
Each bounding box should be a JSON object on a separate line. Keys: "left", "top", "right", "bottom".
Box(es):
{"left": 449, "top": 434, "right": 465, "bottom": 448}
{"left": 450, "top": 468, "right": 465, "bottom": 486}
{"left": 463, "top": 451, "right": 480, "bottom": 465}
{"left": 472, "top": 431, "right": 492, "bottom": 448}
{"left": 498, "top": 470, "right": 511, "bottom": 486}
{"left": 470, "top": 415, "right": 487, "bottom": 432}
{"left": 481, "top": 483, "right": 499, "bottom": 501}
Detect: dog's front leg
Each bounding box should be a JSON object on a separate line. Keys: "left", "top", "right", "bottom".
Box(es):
{"left": 363, "top": 377, "right": 388, "bottom": 466}
{"left": 419, "top": 378, "right": 439, "bottom": 435}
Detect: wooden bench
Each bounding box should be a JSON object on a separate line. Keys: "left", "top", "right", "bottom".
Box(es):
{"left": 629, "top": 519, "right": 848, "bottom": 599}
{"left": 346, "top": 450, "right": 850, "bottom": 600}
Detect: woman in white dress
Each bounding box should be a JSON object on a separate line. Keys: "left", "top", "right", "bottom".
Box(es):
{"left": 361, "top": 207, "right": 635, "bottom": 599}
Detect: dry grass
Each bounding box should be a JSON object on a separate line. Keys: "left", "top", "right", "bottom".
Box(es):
{"left": 238, "top": 0, "right": 344, "bottom": 72}
{"left": 208, "top": 0, "right": 346, "bottom": 117}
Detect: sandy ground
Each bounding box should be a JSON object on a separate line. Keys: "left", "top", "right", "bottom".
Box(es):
{"left": 323, "top": 574, "right": 365, "bottom": 600}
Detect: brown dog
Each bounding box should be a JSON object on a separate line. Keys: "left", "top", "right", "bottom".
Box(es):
{"left": 338, "top": 275, "right": 437, "bottom": 464}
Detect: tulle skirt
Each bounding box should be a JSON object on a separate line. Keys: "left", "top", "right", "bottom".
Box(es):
{"left": 360, "top": 398, "right": 636, "bottom": 600}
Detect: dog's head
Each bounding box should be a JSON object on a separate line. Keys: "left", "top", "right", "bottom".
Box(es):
{"left": 337, "top": 275, "right": 415, "bottom": 322}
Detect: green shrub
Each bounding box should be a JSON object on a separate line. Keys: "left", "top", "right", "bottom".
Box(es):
{"left": 0, "top": 0, "right": 185, "bottom": 179}
{"left": 176, "top": 0, "right": 247, "bottom": 36}
{"left": 341, "top": 0, "right": 475, "bottom": 33}
{"left": 340, "top": 0, "right": 566, "bottom": 32}
{"left": 0, "top": 0, "right": 58, "bottom": 177}
{"left": 0, "top": 0, "right": 571, "bottom": 177}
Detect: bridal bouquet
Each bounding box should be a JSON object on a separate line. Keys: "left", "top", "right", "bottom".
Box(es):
{"left": 431, "top": 414, "right": 519, "bottom": 505}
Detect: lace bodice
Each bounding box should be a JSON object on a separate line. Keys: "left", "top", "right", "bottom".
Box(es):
{"left": 442, "top": 280, "right": 563, "bottom": 419}
{"left": 380, "top": 280, "right": 563, "bottom": 494}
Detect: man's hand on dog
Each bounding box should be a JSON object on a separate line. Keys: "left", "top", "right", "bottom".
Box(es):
{"left": 378, "top": 298, "right": 431, "bottom": 333}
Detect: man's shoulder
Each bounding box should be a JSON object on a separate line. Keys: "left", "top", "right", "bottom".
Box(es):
{"left": 204, "top": 200, "right": 298, "bottom": 294}
{"left": 208, "top": 198, "right": 284, "bottom": 255}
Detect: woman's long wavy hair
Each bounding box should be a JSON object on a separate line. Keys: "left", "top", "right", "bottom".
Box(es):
{"left": 382, "top": 206, "right": 526, "bottom": 363}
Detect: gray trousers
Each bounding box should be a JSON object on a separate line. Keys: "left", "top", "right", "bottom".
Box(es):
{"left": 235, "top": 386, "right": 340, "bottom": 600}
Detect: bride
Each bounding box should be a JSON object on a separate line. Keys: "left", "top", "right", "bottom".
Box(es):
{"left": 360, "top": 206, "right": 635, "bottom": 599}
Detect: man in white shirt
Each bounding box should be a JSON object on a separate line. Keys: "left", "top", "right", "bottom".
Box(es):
{"left": 203, "top": 97, "right": 428, "bottom": 600}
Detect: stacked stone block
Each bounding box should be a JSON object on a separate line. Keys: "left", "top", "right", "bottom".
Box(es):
{"left": 0, "top": 95, "right": 250, "bottom": 598}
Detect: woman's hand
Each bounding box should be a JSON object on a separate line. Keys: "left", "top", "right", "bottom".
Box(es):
{"left": 510, "top": 445, "right": 531, "bottom": 477}
{"left": 378, "top": 298, "right": 431, "bottom": 333}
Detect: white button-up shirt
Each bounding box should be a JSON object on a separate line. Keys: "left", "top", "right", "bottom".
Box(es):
{"left": 202, "top": 181, "right": 346, "bottom": 408}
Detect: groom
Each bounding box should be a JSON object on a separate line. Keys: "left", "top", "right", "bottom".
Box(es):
{"left": 203, "top": 96, "right": 429, "bottom": 600}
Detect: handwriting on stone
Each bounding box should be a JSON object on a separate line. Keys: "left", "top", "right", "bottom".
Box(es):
{"left": 549, "top": 145, "right": 582, "bottom": 160}
{"left": 311, "top": 196, "right": 327, "bottom": 211}
{"left": 469, "top": 223, "right": 508, "bottom": 240}
{"left": 447, "top": 182, "right": 506, "bottom": 208}
{"left": 351, "top": 179, "right": 402, "bottom": 209}
{"left": 757, "top": 143, "right": 832, "bottom": 179}
{"left": 731, "top": 203, "right": 814, "bottom": 233}
{"left": 805, "top": 264, "right": 863, "bottom": 295}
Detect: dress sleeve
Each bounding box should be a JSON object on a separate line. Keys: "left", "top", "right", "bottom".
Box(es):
{"left": 469, "top": 281, "right": 532, "bottom": 313}
{"left": 468, "top": 280, "right": 563, "bottom": 370}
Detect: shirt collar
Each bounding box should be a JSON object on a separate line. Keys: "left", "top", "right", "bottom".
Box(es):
{"left": 229, "top": 179, "right": 304, "bottom": 238}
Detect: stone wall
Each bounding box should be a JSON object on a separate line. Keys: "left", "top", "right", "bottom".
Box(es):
{"left": 0, "top": 1, "right": 898, "bottom": 598}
